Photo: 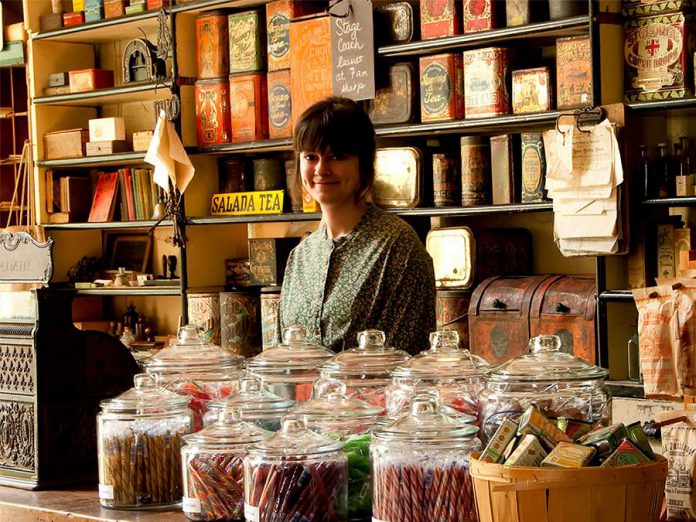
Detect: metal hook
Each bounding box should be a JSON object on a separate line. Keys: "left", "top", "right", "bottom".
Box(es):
{"left": 328, "top": 0, "right": 352, "bottom": 18}
{"left": 555, "top": 106, "right": 605, "bottom": 135}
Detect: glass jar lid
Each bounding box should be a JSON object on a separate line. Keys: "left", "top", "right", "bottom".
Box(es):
{"left": 246, "top": 325, "right": 335, "bottom": 371}
{"left": 248, "top": 415, "right": 343, "bottom": 456}
{"left": 320, "top": 329, "right": 411, "bottom": 378}
{"left": 100, "top": 373, "right": 191, "bottom": 415}
{"left": 486, "top": 334, "right": 609, "bottom": 383}
{"left": 373, "top": 390, "right": 478, "bottom": 444}
{"left": 144, "top": 324, "right": 244, "bottom": 375}
{"left": 390, "top": 330, "right": 490, "bottom": 380}
{"left": 293, "top": 379, "right": 383, "bottom": 421}
{"left": 183, "top": 407, "right": 272, "bottom": 447}
{"left": 207, "top": 375, "right": 295, "bottom": 415}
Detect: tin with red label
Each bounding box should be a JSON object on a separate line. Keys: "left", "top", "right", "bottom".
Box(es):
{"left": 461, "top": 136, "right": 491, "bottom": 206}
{"left": 420, "top": 53, "right": 465, "bottom": 122}
{"left": 229, "top": 73, "right": 269, "bottom": 143}
{"left": 624, "top": 12, "right": 694, "bottom": 102}
{"left": 556, "top": 35, "right": 594, "bottom": 109}
{"left": 267, "top": 69, "right": 292, "bottom": 139}
{"left": 420, "top": 0, "right": 462, "bottom": 39}
{"left": 436, "top": 289, "right": 471, "bottom": 348}
{"left": 463, "top": 47, "right": 511, "bottom": 119}
{"left": 229, "top": 10, "right": 266, "bottom": 74}
{"left": 433, "top": 153, "right": 460, "bottom": 206}
{"left": 197, "top": 11, "right": 229, "bottom": 80}
{"left": 195, "top": 78, "right": 231, "bottom": 146}
{"left": 63, "top": 11, "right": 85, "bottom": 26}
{"left": 512, "top": 66, "right": 553, "bottom": 114}
{"left": 463, "top": 0, "right": 498, "bottom": 33}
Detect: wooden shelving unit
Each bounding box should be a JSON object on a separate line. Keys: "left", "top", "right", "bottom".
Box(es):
{"left": 33, "top": 80, "right": 175, "bottom": 107}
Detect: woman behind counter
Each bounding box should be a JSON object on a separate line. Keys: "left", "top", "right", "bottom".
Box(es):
{"left": 279, "top": 97, "right": 436, "bottom": 354}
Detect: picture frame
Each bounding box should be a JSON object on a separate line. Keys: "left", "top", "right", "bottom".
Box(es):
{"left": 103, "top": 232, "right": 152, "bottom": 273}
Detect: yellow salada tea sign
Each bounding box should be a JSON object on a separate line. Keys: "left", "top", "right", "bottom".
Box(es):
{"left": 211, "top": 190, "right": 284, "bottom": 216}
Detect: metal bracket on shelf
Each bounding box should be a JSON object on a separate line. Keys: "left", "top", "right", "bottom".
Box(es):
{"left": 154, "top": 94, "right": 180, "bottom": 121}
{"left": 156, "top": 9, "right": 172, "bottom": 61}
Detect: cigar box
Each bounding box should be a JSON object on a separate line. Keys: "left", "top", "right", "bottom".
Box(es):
{"left": 195, "top": 78, "right": 231, "bottom": 146}
{"left": 249, "top": 237, "right": 301, "bottom": 286}
{"left": 504, "top": 434, "right": 548, "bottom": 467}
{"left": 84, "top": 0, "right": 103, "bottom": 22}
{"left": 103, "top": 0, "right": 125, "bottom": 17}
{"left": 541, "top": 442, "right": 596, "bottom": 468}
{"left": 228, "top": 10, "right": 265, "bottom": 74}
{"left": 266, "top": 0, "right": 301, "bottom": 71}
{"left": 196, "top": 11, "right": 229, "bottom": 79}
{"left": 229, "top": 73, "right": 269, "bottom": 143}
{"left": 521, "top": 132, "right": 547, "bottom": 202}
{"left": 480, "top": 418, "right": 519, "bottom": 463}
{"left": 44, "top": 128, "right": 89, "bottom": 160}
{"left": 420, "top": 0, "right": 462, "bottom": 39}
{"left": 657, "top": 223, "right": 676, "bottom": 278}
{"left": 374, "top": 1, "right": 417, "bottom": 45}
{"left": 89, "top": 117, "right": 126, "bottom": 142}
{"left": 373, "top": 147, "right": 423, "bottom": 208}
{"left": 132, "top": 130, "right": 153, "bottom": 152}
{"left": 40, "top": 13, "right": 64, "bottom": 31}
{"left": 63, "top": 11, "right": 85, "bottom": 27}
{"left": 490, "top": 134, "right": 519, "bottom": 204}
{"left": 556, "top": 35, "right": 594, "bottom": 109}
{"left": 86, "top": 140, "right": 130, "bottom": 156}
{"left": 367, "top": 62, "right": 418, "bottom": 125}
{"left": 463, "top": 47, "right": 511, "bottom": 119}
{"left": 48, "top": 72, "right": 70, "bottom": 88}
{"left": 463, "top": 0, "right": 500, "bottom": 33}
{"left": 267, "top": 69, "right": 292, "bottom": 139}
{"left": 512, "top": 67, "right": 553, "bottom": 114}
{"left": 69, "top": 68, "right": 114, "bottom": 93}
{"left": 420, "top": 53, "right": 465, "bottom": 122}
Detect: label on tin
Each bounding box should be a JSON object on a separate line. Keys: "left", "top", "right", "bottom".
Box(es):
{"left": 421, "top": 62, "right": 451, "bottom": 115}
{"left": 183, "top": 497, "right": 202, "bottom": 513}
{"left": 229, "top": 12, "right": 262, "bottom": 73}
{"left": 625, "top": 21, "right": 683, "bottom": 92}
{"left": 269, "top": 82, "right": 291, "bottom": 129}
{"left": 98, "top": 484, "right": 114, "bottom": 500}
{"left": 245, "top": 504, "right": 260, "bottom": 521}
{"left": 268, "top": 12, "right": 290, "bottom": 58}
{"left": 211, "top": 190, "right": 284, "bottom": 216}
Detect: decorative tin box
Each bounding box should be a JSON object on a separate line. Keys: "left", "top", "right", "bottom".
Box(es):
{"left": 367, "top": 62, "right": 418, "bottom": 125}
{"left": 89, "top": 117, "right": 125, "bottom": 142}
{"left": 436, "top": 289, "right": 471, "bottom": 348}
{"left": 432, "top": 153, "right": 460, "bottom": 206}
{"left": 219, "top": 158, "right": 250, "bottom": 193}
{"left": 40, "top": 13, "right": 64, "bottom": 31}
{"left": 229, "top": 73, "right": 269, "bottom": 143}
{"left": 69, "top": 69, "right": 114, "bottom": 93}
{"left": 196, "top": 11, "right": 229, "bottom": 79}
{"left": 220, "top": 291, "right": 260, "bottom": 357}
{"left": 63, "top": 12, "right": 85, "bottom": 27}
{"left": 463, "top": 0, "right": 499, "bottom": 33}
{"left": 463, "top": 47, "right": 511, "bottom": 118}
{"left": 104, "top": 0, "right": 126, "bottom": 18}
{"left": 267, "top": 69, "right": 292, "bottom": 139}
{"left": 228, "top": 10, "right": 265, "bottom": 74}
{"left": 521, "top": 132, "right": 547, "bottom": 202}
{"left": 420, "top": 0, "right": 462, "bottom": 39}
{"left": 84, "top": 0, "right": 103, "bottom": 22}
{"left": 490, "top": 134, "right": 519, "bottom": 205}
{"left": 374, "top": 2, "right": 416, "bottom": 44}
{"left": 373, "top": 147, "right": 423, "bottom": 208}
{"left": 44, "top": 128, "right": 89, "bottom": 159}
{"left": 512, "top": 66, "right": 553, "bottom": 114}
{"left": 556, "top": 35, "right": 594, "bottom": 109}
{"left": 420, "top": 53, "right": 465, "bottom": 122}
{"left": 249, "top": 238, "right": 300, "bottom": 286}
{"left": 461, "top": 136, "right": 491, "bottom": 206}
{"left": 195, "top": 78, "right": 231, "bottom": 146}
{"left": 505, "top": 0, "right": 537, "bottom": 27}
{"left": 253, "top": 158, "right": 284, "bottom": 191}
{"left": 266, "top": 0, "right": 299, "bottom": 71}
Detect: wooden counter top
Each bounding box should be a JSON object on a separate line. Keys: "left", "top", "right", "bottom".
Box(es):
{"left": 0, "top": 486, "right": 187, "bottom": 521}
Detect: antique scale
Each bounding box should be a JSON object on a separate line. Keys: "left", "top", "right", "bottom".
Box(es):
{"left": 0, "top": 232, "right": 137, "bottom": 488}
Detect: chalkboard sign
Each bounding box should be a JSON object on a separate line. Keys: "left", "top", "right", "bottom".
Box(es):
{"left": 331, "top": 0, "right": 375, "bottom": 101}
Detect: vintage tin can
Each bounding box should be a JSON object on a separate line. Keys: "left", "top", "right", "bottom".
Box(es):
{"left": 187, "top": 292, "right": 221, "bottom": 345}
{"left": 253, "top": 158, "right": 284, "bottom": 191}
{"left": 267, "top": 69, "right": 293, "bottom": 139}
{"left": 512, "top": 66, "right": 553, "bottom": 114}
{"left": 285, "top": 159, "right": 303, "bottom": 212}
{"left": 624, "top": 12, "right": 694, "bottom": 102}
{"left": 463, "top": 0, "right": 498, "bottom": 33}
{"left": 220, "top": 291, "right": 260, "bottom": 357}
{"left": 480, "top": 418, "right": 519, "bottom": 463}
{"left": 368, "top": 62, "right": 418, "bottom": 125}
{"left": 373, "top": 147, "right": 423, "bottom": 208}
{"left": 219, "top": 158, "right": 250, "bottom": 193}
{"left": 249, "top": 238, "right": 300, "bottom": 286}
{"left": 302, "top": 186, "right": 320, "bottom": 212}
{"left": 505, "top": 0, "right": 533, "bottom": 27}
{"left": 461, "top": 136, "right": 491, "bottom": 206}
{"left": 260, "top": 286, "right": 282, "bottom": 350}
{"left": 63, "top": 11, "right": 85, "bottom": 27}
{"left": 225, "top": 257, "right": 252, "bottom": 287}
{"left": 427, "top": 227, "right": 475, "bottom": 288}
{"left": 432, "top": 153, "right": 460, "bottom": 206}
{"left": 266, "top": 0, "right": 298, "bottom": 71}
{"left": 518, "top": 405, "right": 573, "bottom": 450}
{"left": 40, "top": 13, "right": 64, "bottom": 31}
{"left": 463, "top": 47, "right": 511, "bottom": 119}
{"left": 84, "top": 0, "right": 103, "bottom": 23}
{"left": 420, "top": 0, "right": 462, "bottom": 39}
{"left": 374, "top": 2, "right": 416, "bottom": 44}
{"left": 228, "top": 10, "right": 265, "bottom": 74}
{"left": 229, "top": 73, "right": 269, "bottom": 143}
{"left": 195, "top": 78, "right": 231, "bottom": 146}
{"left": 196, "top": 11, "right": 229, "bottom": 80}
{"left": 542, "top": 442, "right": 596, "bottom": 468}
{"left": 490, "top": 134, "right": 518, "bottom": 205}
{"left": 504, "top": 434, "right": 548, "bottom": 467}
{"left": 420, "top": 53, "right": 465, "bottom": 122}
{"left": 435, "top": 289, "right": 471, "bottom": 347}
{"left": 600, "top": 439, "right": 652, "bottom": 467}
{"left": 146, "top": 0, "right": 163, "bottom": 8}
{"left": 521, "top": 132, "right": 547, "bottom": 202}
{"left": 103, "top": 0, "right": 125, "bottom": 18}
{"left": 556, "top": 35, "right": 594, "bottom": 109}
{"left": 549, "top": 0, "right": 586, "bottom": 20}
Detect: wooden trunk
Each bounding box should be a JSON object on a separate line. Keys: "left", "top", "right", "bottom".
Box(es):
{"left": 468, "top": 275, "right": 553, "bottom": 364}
{"left": 195, "top": 78, "right": 231, "bottom": 146}
{"left": 529, "top": 274, "right": 597, "bottom": 364}
{"left": 229, "top": 73, "right": 269, "bottom": 143}
{"left": 196, "top": 11, "right": 229, "bottom": 79}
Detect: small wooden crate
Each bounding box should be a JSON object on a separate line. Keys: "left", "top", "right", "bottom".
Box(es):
{"left": 470, "top": 452, "right": 667, "bottom": 522}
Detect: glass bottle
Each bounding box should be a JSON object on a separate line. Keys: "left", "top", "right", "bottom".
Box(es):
{"left": 119, "top": 326, "right": 135, "bottom": 349}
{"left": 639, "top": 145, "right": 653, "bottom": 199}
{"left": 628, "top": 324, "right": 641, "bottom": 382}
{"left": 680, "top": 136, "right": 695, "bottom": 193}
{"left": 654, "top": 143, "right": 673, "bottom": 198}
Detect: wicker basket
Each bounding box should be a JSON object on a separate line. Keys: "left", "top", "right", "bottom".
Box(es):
{"left": 470, "top": 451, "right": 667, "bottom": 522}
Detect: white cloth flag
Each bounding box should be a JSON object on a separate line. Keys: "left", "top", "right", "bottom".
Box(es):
{"left": 145, "top": 110, "right": 195, "bottom": 193}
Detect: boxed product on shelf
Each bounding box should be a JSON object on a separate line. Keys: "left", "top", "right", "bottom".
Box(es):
{"left": 103, "top": 0, "right": 125, "bottom": 18}
{"left": 490, "top": 134, "right": 519, "bottom": 205}
{"left": 146, "top": 0, "right": 163, "bottom": 8}
{"left": 520, "top": 132, "right": 547, "bottom": 202}
{"left": 463, "top": 47, "right": 511, "bottom": 119}
{"left": 132, "top": 130, "right": 153, "bottom": 152}
{"left": 73, "top": 0, "right": 84, "bottom": 10}
{"left": 86, "top": 140, "right": 130, "bottom": 156}
{"left": 419, "top": 53, "right": 465, "bottom": 122}
{"left": 367, "top": 62, "right": 418, "bottom": 125}
{"left": 266, "top": 0, "right": 299, "bottom": 71}
{"left": 373, "top": 147, "right": 423, "bottom": 208}
{"left": 420, "top": 0, "right": 461, "bottom": 39}
{"left": 47, "top": 71, "right": 70, "bottom": 87}
{"left": 556, "top": 35, "right": 594, "bottom": 109}
{"left": 84, "top": 0, "right": 103, "bottom": 22}
{"left": 253, "top": 158, "right": 283, "bottom": 191}
{"left": 40, "top": 13, "right": 63, "bottom": 31}
{"left": 63, "top": 11, "right": 85, "bottom": 27}
{"left": 125, "top": 0, "right": 145, "bottom": 15}
{"left": 461, "top": 135, "right": 492, "bottom": 205}
{"left": 229, "top": 73, "right": 269, "bottom": 143}
{"left": 0, "top": 41, "right": 24, "bottom": 67}
{"left": 89, "top": 117, "right": 126, "bottom": 142}
{"left": 68, "top": 68, "right": 114, "bottom": 93}
{"left": 267, "top": 69, "right": 292, "bottom": 139}
{"left": 512, "top": 66, "right": 553, "bottom": 114}
{"left": 248, "top": 237, "right": 300, "bottom": 286}
{"left": 228, "top": 10, "right": 266, "bottom": 74}
{"left": 43, "top": 128, "right": 89, "bottom": 159}
{"left": 195, "top": 78, "right": 231, "bottom": 146}
{"left": 432, "top": 153, "right": 460, "bottom": 206}
{"left": 196, "top": 11, "right": 229, "bottom": 80}
{"left": 463, "top": 0, "right": 501, "bottom": 33}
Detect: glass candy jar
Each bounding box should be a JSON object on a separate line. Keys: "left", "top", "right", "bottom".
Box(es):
{"left": 243, "top": 416, "right": 348, "bottom": 522}
{"left": 204, "top": 375, "right": 295, "bottom": 431}
{"left": 181, "top": 407, "right": 272, "bottom": 521}
{"left": 480, "top": 334, "right": 611, "bottom": 442}
{"left": 97, "top": 374, "right": 193, "bottom": 509}
{"left": 144, "top": 325, "right": 244, "bottom": 431}
{"left": 371, "top": 391, "right": 481, "bottom": 522}
{"left": 386, "top": 330, "right": 491, "bottom": 421}
{"left": 246, "top": 325, "right": 335, "bottom": 402}
{"left": 294, "top": 379, "right": 383, "bottom": 521}
{"left": 319, "top": 329, "right": 411, "bottom": 410}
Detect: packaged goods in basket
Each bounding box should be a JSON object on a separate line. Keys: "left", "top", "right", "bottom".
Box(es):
{"left": 542, "top": 441, "right": 596, "bottom": 468}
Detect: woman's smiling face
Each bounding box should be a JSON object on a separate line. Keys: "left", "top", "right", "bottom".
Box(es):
{"left": 299, "top": 147, "right": 361, "bottom": 209}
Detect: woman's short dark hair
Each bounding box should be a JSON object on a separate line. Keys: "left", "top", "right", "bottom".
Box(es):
{"left": 293, "top": 96, "right": 376, "bottom": 202}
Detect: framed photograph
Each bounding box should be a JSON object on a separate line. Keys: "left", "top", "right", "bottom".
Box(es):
{"left": 103, "top": 233, "right": 152, "bottom": 273}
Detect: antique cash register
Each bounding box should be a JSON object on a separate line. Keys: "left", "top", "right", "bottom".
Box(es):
{"left": 0, "top": 232, "right": 138, "bottom": 489}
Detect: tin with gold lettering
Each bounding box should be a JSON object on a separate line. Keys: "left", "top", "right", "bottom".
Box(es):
{"left": 267, "top": 69, "right": 292, "bottom": 139}
{"left": 195, "top": 78, "right": 231, "bottom": 146}
{"left": 220, "top": 290, "right": 260, "bottom": 357}
{"left": 419, "top": 53, "right": 465, "bottom": 122}
{"left": 512, "top": 67, "right": 553, "bottom": 114}
{"left": 229, "top": 73, "right": 268, "bottom": 143}
{"left": 266, "top": 0, "right": 296, "bottom": 71}
{"left": 375, "top": 2, "right": 416, "bottom": 44}
{"left": 196, "top": 11, "right": 229, "bottom": 79}
{"left": 460, "top": 136, "right": 491, "bottom": 206}
{"left": 420, "top": 0, "right": 462, "bottom": 39}
{"left": 556, "top": 35, "right": 594, "bottom": 109}
{"left": 260, "top": 286, "right": 282, "bottom": 350}
{"left": 432, "top": 153, "right": 460, "bottom": 206}
{"left": 463, "top": 0, "right": 500, "bottom": 33}
{"left": 463, "top": 47, "right": 511, "bottom": 119}
{"left": 228, "top": 10, "right": 266, "bottom": 74}
{"left": 368, "top": 62, "right": 418, "bottom": 125}
{"left": 521, "top": 132, "right": 547, "bottom": 202}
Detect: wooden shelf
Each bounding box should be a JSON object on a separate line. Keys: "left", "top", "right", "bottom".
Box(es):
{"left": 38, "top": 152, "right": 147, "bottom": 168}
{"left": 378, "top": 15, "right": 591, "bottom": 57}
{"left": 605, "top": 380, "right": 644, "bottom": 399}
{"left": 188, "top": 138, "right": 293, "bottom": 155}
{"left": 599, "top": 290, "right": 634, "bottom": 302}
{"left": 44, "top": 219, "right": 173, "bottom": 230}
{"left": 34, "top": 81, "right": 174, "bottom": 107}
{"left": 32, "top": 10, "right": 162, "bottom": 43}
{"left": 75, "top": 287, "right": 182, "bottom": 296}
{"left": 642, "top": 197, "right": 696, "bottom": 207}
{"left": 172, "top": 0, "right": 270, "bottom": 14}
{"left": 627, "top": 97, "right": 696, "bottom": 112}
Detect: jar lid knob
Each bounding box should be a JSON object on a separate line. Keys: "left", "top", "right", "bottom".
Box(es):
{"left": 528, "top": 334, "right": 561, "bottom": 354}
{"left": 217, "top": 406, "right": 243, "bottom": 424}
{"left": 282, "top": 325, "right": 308, "bottom": 345}
{"left": 239, "top": 375, "right": 262, "bottom": 393}
{"left": 280, "top": 414, "right": 308, "bottom": 432}
{"left": 429, "top": 329, "right": 459, "bottom": 351}
{"left": 357, "top": 329, "right": 386, "bottom": 350}
{"left": 312, "top": 378, "right": 346, "bottom": 400}
{"left": 133, "top": 373, "right": 158, "bottom": 389}
{"left": 410, "top": 389, "right": 440, "bottom": 416}
{"left": 177, "top": 324, "right": 204, "bottom": 344}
